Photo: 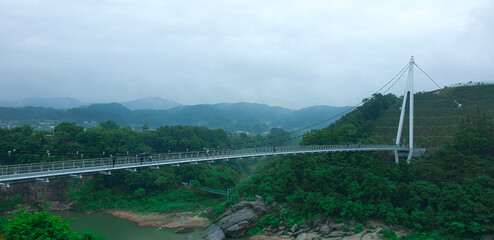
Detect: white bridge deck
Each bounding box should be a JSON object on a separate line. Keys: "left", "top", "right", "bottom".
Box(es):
{"left": 0, "top": 145, "right": 422, "bottom": 185}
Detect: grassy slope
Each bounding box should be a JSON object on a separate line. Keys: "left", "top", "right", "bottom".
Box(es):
{"left": 372, "top": 84, "right": 494, "bottom": 149}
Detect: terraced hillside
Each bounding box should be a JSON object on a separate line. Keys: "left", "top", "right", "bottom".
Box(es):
{"left": 372, "top": 84, "right": 494, "bottom": 149}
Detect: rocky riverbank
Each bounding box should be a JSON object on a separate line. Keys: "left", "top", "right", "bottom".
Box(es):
{"left": 201, "top": 200, "right": 404, "bottom": 240}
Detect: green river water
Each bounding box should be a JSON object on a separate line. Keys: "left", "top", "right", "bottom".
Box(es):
{"left": 59, "top": 211, "right": 204, "bottom": 240}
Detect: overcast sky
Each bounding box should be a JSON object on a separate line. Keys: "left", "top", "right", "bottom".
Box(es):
{"left": 0, "top": 0, "right": 492, "bottom": 109}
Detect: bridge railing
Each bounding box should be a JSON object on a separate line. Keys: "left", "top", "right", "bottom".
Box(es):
{"left": 0, "top": 145, "right": 404, "bottom": 179}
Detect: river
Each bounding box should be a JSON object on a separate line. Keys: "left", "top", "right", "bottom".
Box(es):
{"left": 58, "top": 211, "right": 204, "bottom": 240}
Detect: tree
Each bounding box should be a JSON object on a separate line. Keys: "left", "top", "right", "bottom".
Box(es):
{"left": 99, "top": 121, "right": 120, "bottom": 130}
{"left": 54, "top": 122, "right": 84, "bottom": 143}
{"left": 3, "top": 205, "right": 104, "bottom": 240}
{"left": 270, "top": 127, "right": 286, "bottom": 136}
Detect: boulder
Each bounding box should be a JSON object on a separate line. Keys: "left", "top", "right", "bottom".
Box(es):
{"left": 312, "top": 217, "right": 322, "bottom": 228}
{"left": 319, "top": 224, "right": 330, "bottom": 235}
{"left": 209, "top": 200, "right": 272, "bottom": 238}
{"left": 296, "top": 233, "right": 307, "bottom": 240}
{"left": 201, "top": 224, "right": 225, "bottom": 240}
{"left": 183, "top": 235, "right": 194, "bottom": 240}
{"left": 175, "top": 226, "right": 194, "bottom": 234}
{"left": 231, "top": 200, "right": 269, "bottom": 214}
{"left": 328, "top": 223, "right": 344, "bottom": 231}
{"left": 217, "top": 208, "right": 258, "bottom": 237}
{"left": 217, "top": 200, "right": 269, "bottom": 220}
{"left": 223, "top": 220, "right": 250, "bottom": 235}
{"left": 361, "top": 232, "right": 382, "bottom": 240}
{"left": 293, "top": 228, "right": 309, "bottom": 236}
{"left": 328, "top": 231, "right": 345, "bottom": 237}
{"left": 290, "top": 224, "right": 298, "bottom": 232}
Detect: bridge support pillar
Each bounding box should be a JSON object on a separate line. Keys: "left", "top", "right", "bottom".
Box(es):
{"left": 395, "top": 56, "right": 415, "bottom": 163}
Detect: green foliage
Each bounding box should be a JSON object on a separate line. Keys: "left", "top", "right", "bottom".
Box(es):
{"left": 72, "top": 179, "right": 221, "bottom": 213}
{"left": 79, "top": 230, "right": 106, "bottom": 240}
{"left": 0, "top": 194, "right": 22, "bottom": 213}
{"left": 0, "top": 123, "right": 231, "bottom": 164}
{"left": 247, "top": 226, "right": 262, "bottom": 236}
{"left": 2, "top": 205, "right": 104, "bottom": 240}
{"left": 99, "top": 121, "right": 120, "bottom": 130}
{"left": 235, "top": 110, "right": 494, "bottom": 239}
{"left": 379, "top": 229, "right": 399, "bottom": 240}
{"left": 209, "top": 202, "right": 229, "bottom": 220}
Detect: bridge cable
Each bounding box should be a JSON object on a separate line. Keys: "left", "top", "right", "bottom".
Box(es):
{"left": 382, "top": 65, "right": 409, "bottom": 95}
{"left": 0, "top": 62, "right": 412, "bottom": 157}
{"left": 228, "top": 62, "right": 411, "bottom": 150}
{"left": 414, "top": 63, "right": 462, "bottom": 108}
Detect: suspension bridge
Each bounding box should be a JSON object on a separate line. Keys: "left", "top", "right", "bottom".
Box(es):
{"left": 0, "top": 56, "right": 436, "bottom": 187}
{"left": 0, "top": 145, "right": 425, "bottom": 187}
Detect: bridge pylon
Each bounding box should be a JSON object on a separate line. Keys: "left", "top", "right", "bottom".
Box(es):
{"left": 394, "top": 56, "right": 415, "bottom": 163}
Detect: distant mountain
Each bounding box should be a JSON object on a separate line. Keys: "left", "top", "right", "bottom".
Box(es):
{"left": 121, "top": 97, "right": 182, "bottom": 110}
{"left": 0, "top": 101, "right": 351, "bottom": 133}
{"left": 282, "top": 105, "right": 353, "bottom": 130}
{"left": 0, "top": 97, "right": 85, "bottom": 109}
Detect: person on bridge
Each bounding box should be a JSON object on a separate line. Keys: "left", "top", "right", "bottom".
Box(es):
{"left": 273, "top": 145, "right": 277, "bottom": 152}
{"left": 139, "top": 152, "right": 146, "bottom": 164}
{"left": 111, "top": 155, "right": 117, "bottom": 167}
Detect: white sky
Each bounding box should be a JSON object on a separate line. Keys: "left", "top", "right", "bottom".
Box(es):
{"left": 0, "top": 0, "right": 492, "bottom": 109}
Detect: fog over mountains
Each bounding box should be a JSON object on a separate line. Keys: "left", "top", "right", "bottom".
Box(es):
{"left": 0, "top": 97, "right": 182, "bottom": 110}
{"left": 0, "top": 97, "right": 351, "bottom": 132}
{"left": 121, "top": 97, "right": 182, "bottom": 110}
{"left": 0, "top": 97, "right": 86, "bottom": 109}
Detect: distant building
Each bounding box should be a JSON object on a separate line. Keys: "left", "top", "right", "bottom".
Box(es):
{"left": 228, "top": 131, "right": 250, "bottom": 136}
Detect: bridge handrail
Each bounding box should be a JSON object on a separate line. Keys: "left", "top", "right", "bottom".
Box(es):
{"left": 0, "top": 145, "right": 407, "bottom": 180}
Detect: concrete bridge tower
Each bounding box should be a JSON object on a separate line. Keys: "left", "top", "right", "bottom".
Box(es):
{"left": 394, "top": 56, "right": 415, "bottom": 163}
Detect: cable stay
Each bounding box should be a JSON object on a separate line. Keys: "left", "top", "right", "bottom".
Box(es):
{"left": 414, "top": 63, "right": 462, "bottom": 108}
{"left": 0, "top": 58, "right": 452, "bottom": 159}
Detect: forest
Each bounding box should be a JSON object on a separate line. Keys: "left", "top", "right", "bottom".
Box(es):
{"left": 0, "top": 122, "right": 274, "bottom": 239}
{"left": 0, "top": 92, "right": 492, "bottom": 239}
{"left": 235, "top": 94, "right": 494, "bottom": 239}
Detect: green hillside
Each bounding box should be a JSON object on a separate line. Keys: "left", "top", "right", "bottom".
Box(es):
{"left": 233, "top": 85, "right": 494, "bottom": 239}
{"left": 0, "top": 102, "right": 351, "bottom": 133}
{"left": 372, "top": 85, "right": 494, "bottom": 149}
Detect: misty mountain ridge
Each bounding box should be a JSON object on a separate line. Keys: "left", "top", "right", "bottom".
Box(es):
{"left": 0, "top": 101, "right": 351, "bottom": 133}
{"left": 0, "top": 96, "right": 181, "bottom": 110}
{"left": 120, "top": 97, "right": 182, "bottom": 110}
{"left": 0, "top": 97, "right": 86, "bottom": 109}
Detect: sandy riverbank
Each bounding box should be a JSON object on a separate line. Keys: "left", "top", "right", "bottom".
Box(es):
{"left": 104, "top": 209, "right": 209, "bottom": 229}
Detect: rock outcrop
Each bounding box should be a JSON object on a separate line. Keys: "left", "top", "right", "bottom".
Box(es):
{"left": 201, "top": 224, "right": 225, "bottom": 240}
{"left": 175, "top": 226, "right": 194, "bottom": 234}
{"left": 201, "top": 200, "right": 270, "bottom": 239}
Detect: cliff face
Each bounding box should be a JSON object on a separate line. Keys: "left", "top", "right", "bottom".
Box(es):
{"left": 2, "top": 177, "right": 92, "bottom": 212}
